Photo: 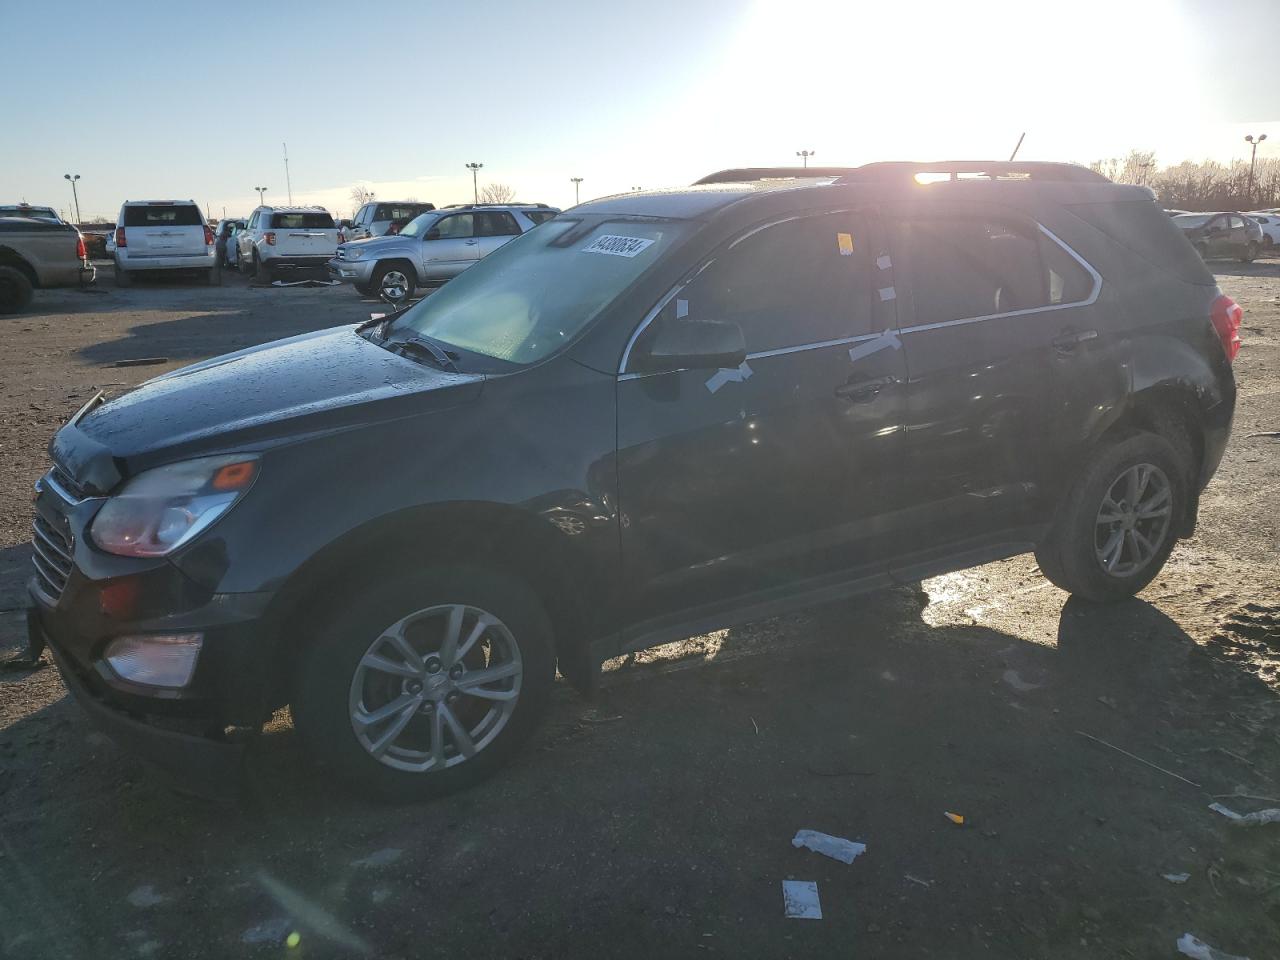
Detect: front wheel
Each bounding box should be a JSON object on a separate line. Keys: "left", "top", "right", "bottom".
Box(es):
{"left": 373, "top": 262, "right": 416, "bottom": 302}
{"left": 1035, "top": 432, "right": 1187, "bottom": 602}
{"left": 292, "top": 567, "right": 555, "bottom": 800}
{"left": 1241, "top": 241, "right": 1259, "bottom": 263}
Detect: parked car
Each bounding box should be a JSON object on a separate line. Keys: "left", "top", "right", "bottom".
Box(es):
{"left": 1171, "top": 212, "right": 1263, "bottom": 262}
{"left": 0, "top": 217, "right": 94, "bottom": 312}
{"left": 214, "top": 219, "right": 246, "bottom": 267}
{"left": 1164, "top": 208, "right": 1191, "bottom": 218}
{"left": 328, "top": 203, "right": 560, "bottom": 299}
{"left": 1246, "top": 213, "right": 1280, "bottom": 247}
{"left": 348, "top": 201, "right": 437, "bottom": 240}
{"left": 237, "top": 206, "right": 340, "bottom": 281}
{"left": 113, "top": 200, "right": 219, "bottom": 286}
{"left": 0, "top": 203, "right": 64, "bottom": 223}
{"left": 28, "top": 160, "right": 1239, "bottom": 800}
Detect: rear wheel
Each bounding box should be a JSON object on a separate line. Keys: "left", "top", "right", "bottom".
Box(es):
{"left": 254, "top": 253, "right": 272, "bottom": 283}
{"left": 1035, "top": 432, "right": 1187, "bottom": 602}
{"left": 0, "top": 265, "right": 34, "bottom": 313}
{"left": 292, "top": 566, "right": 555, "bottom": 800}
{"left": 1241, "top": 241, "right": 1259, "bottom": 263}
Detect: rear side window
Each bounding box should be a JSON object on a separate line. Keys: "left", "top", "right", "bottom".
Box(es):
{"left": 888, "top": 218, "right": 1092, "bottom": 325}
{"left": 1068, "top": 200, "right": 1215, "bottom": 286}
{"left": 476, "top": 212, "right": 522, "bottom": 237}
{"left": 523, "top": 210, "right": 558, "bottom": 225}
{"left": 374, "top": 203, "right": 434, "bottom": 221}
{"left": 268, "top": 212, "right": 335, "bottom": 229}
{"left": 124, "top": 205, "right": 202, "bottom": 227}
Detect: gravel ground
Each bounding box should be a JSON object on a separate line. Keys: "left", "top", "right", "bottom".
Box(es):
{"left": 1, "top": 262, "right": 1278, "bottom": 959}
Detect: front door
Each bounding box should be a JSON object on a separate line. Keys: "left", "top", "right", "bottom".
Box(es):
{"left": 420, "top": 213, "right": 479, "bottom": 278}
{"left": 880, "top": 203, "right": 1112, "bottom": 561}
{"left": 473, "top": 211, "right": 523, "bottom": 259}
{"left": 615, "top": 211, "right": 907, "bottom": 625}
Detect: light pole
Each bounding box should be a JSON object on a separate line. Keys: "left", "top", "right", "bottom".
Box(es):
{"left": 466, "top": 162, "right": 484, "bottom": 203}
{"left": 254, "top": 186, "right": 268, "bottom": 205}
{"left": 63, "top": 174, "right": 81, "bottom": 224}
{"left": 796, "top": 149, "right": 816, "bottom": 168}
{"left": 1245, "top": 134, "right": 1268, "bottom": 208}
{"left": 570, "top": 176, "right": 583, "bottom": 205}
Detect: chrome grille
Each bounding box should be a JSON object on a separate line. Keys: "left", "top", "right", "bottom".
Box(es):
{"left": 31, "top": 514, "right": 73, "bottom": 601}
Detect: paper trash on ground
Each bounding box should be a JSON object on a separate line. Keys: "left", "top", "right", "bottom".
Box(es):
{"left": 781, "top": 880, "right": 823, "bottom": 920}
{"left": 1163, "top": 872, "right": 1191, "bottom": 884}
{"left": 791, "top": 829, "right": 867, "bottom": 865}
{"left": 1176, "top": 932, "right": 1250, "bottom": 960}
{"left": 1208, "top": 802, "right": 1280, "bottom": 827}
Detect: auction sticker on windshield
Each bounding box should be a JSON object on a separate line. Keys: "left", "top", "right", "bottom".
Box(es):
{"left": 582, "top": 235, "right": 655, "bottom": 258}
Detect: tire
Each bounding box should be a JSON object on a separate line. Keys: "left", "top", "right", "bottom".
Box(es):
{"left": 0, "top": 264, "right": 34, "bottom": 313}
{"left": 254, "top": 253, "right": 272, "bottom": 283}
{"left": 353, "top": 281, "right": 373, "bottom": 297}
{"left": 372, "top": 261, "right": 416, "bottom": 303}
{"left": 292, "top": 566, "right": 555, "bottom": 800}
{"left": 1034, "top": 432, "right": 1188, "bottom": 602}
{"left": 113, "top": 262, "right": 132, "bottom": 288}
{"left": 205, "top": 265, "right": 222, "bottom": 286}
{"left": 238, "top": 249, "right": 252, "bottom": 276}
{"left": 1240, "top": 241, "right": 1258, "bottom": 264}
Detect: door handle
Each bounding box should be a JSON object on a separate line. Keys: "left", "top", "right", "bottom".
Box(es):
{"left": 835, "top": 375, "right": 894, "bottom": 402}
{"left": 464, "top": 240, "right": 478, "bottom": 245}
{"left": 1052, "top": 329, "right": 1098, "bottom": 353}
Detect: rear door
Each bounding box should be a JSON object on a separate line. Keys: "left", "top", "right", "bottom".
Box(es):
{"left": 123, "top": 203, "right": 206, "bottom": 257}
{"left": 616, "top": 210, "right": 907, "bottom": 623}
{"left": 270, "top": 212, "right": 338, "bottom": 256}
{"left": 1204, "top": 215, "right": 1231, "bottom": 257}
{"left": 419, "top": 213, "right": 478, "bottom": 276}
{"left": 473, "top": 211, "right": 523, "bottom": 259}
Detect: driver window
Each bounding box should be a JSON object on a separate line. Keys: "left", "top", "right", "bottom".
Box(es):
{"left": 431, "top": 214, "right": 475, "bottom": 240}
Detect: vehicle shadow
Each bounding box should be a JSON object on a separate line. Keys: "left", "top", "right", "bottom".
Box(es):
{"left": 3, "top": 582, "right": 1278, "bottom": 958}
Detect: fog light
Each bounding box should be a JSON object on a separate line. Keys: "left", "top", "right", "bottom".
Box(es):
{"left": 104, "top": 633, "right": 203, "bottom": 688}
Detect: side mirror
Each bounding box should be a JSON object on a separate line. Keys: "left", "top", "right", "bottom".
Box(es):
{"left": 632, "top": 317, "right": 746, "bottom": 373}
{"left": 425, "top": 227, "right": 441, "bottom": 241}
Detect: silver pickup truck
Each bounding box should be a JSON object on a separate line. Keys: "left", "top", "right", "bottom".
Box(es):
{"left": 0, "top": 217, "right": 96, "bottom": 313}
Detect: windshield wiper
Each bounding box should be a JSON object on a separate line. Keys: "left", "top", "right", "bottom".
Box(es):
{"left": 395, "top": 335, "right": 461, "bottom": 373}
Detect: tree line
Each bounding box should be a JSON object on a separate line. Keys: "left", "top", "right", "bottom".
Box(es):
{"left": 1089, "top": 150, "right": 1280, "bottom": 211}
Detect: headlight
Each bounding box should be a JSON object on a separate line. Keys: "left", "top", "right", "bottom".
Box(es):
{"left": 346, "top": 247, "right": 365, "bottom": 260}
{"left": 91, "top": 455, "right": 259, "bottom": 557}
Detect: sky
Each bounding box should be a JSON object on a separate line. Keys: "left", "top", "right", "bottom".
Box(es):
{"left": 2, "top": 0, "right": 1277, "bottom": 221}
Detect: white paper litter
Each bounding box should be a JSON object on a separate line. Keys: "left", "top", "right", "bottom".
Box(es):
{"left": 781, "top": 880, "right": 822, "bottom": 920}
{"left": 350, "top": 848, "right": 403, "bottom": 868}
{"left": 1176, "top": 932, "right": 1250, "bottom": 960}
{"left": 1163, "top": 872, "right": 1191, "bottom": 884}
{"left": 791, "top": 829, "right": 867, "bottom": 865}
{"left": 1002, "top": 669, "right": 1041, "bottom": 692}
{"left": 1208, "top": 802, "right": 1280, "bottom": 827}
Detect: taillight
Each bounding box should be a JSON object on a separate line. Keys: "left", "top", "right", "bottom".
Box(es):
{"left": 115, "top": 227, "right": 126, "bottom": 248}
{"left": 75, "top": 235, "right": 87, "bottom": 260}
{"left": 203, "top": 225, "right": 215, "bottom": 246}
{"left": 265, "top": 232, "right": 276, "bottom": 246}
{"left": 1210, "top": 293, "right": 1243, "bottom": 362}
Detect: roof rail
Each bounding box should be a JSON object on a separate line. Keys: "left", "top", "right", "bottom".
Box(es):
{"left": 836, "top": 161, "right": 1107, "bottom": 184}
{"left": 693, "top": 166, "right": 861, "bottom": 185}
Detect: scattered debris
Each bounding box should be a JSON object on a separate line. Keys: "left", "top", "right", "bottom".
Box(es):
{"left": 350, "top": 848, "right": 403, "bottom": 868}
{"left": 241, "top": 917, "right": 292, "bottom": 945}
{"left": 1002, "top": 669, "right": 1041, "bottom": 692}
{"left": 1163, "top": 872, "right": 1191, "bottom": 884}
{"left": 880, "top": 670, "right": 896, "bottom": 681}
{"left": 126, "top": 885, "right": 168, "bottom": 908}
{"left": 269, "top": 278, "right": 341, "bottom": 288}
{"left": 580, "top": 712, "right": 622, "bottom": 724}
{"left": 944, "top": 812, "right": 965, "bottom": 826}
{"left": 1096, "top": 695, "right": 1118, "bottom": 710}
{"left": 112, "top": 357, "right": 167, "bottom": 368}
{"left": 905, "top": 874, "right": 932, "bottom": 888}
{"left": 1212, "top": 792, "right": 1280, "bottom": 805}
{"left": 1208, "top": 802, "right": 1280, "bottom": 827}
{"left": 791, "top": 829, "right": 867, "bottom": 865}
{"left": 1075, "top": 731, "right": 1201, "bottom": 788}
{"left": 781, "top": 880, "right": 822, "bottom": 920}
{"left": 1216, "top": 748, "right": 1253, "bottom": 767}
{"left": 750, "top": 717, "right": 759, "bottom": 735}
{"left": 1176, "top": 932, "right": 1250, "bottom": 960}
{"left": 257, "top": 871, "right": 370, "bottom": 952}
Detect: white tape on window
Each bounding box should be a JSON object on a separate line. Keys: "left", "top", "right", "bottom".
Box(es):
{"left": 876, "top": 255, "right": 892, "bottom": 270}
{"left": 878, "top": 287, "right": 897, "bottom": 301}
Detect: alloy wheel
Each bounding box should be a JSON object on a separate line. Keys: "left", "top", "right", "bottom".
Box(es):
{"left": 1093, "top": 462, "right": 1173, "bottom": 577}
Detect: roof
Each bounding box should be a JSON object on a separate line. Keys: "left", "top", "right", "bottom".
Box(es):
{"left": 255, "top": 205, "right": 330, "bottom": 212}
{"left": 121, "top": 199, "right": 199, "bottom": 205}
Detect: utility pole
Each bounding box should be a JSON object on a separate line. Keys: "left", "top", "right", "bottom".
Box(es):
{"left": 466, "top": 162, "right": 484, "bottom": 203}
{"left": 570, "top": 176, "right": 583, "bottom": 205}
{"left": 1245, "top": 134, "right": 1268, "bottom": 208}
{"left": 255, "top": 186, "right": 268, "bottom": 205}
{"left": 1009, "top": 132, "right": 1026, "bottom": 161}
{"left": 795, "top": 149, "right": 815, "bottom": 168}
{"left": 282, "top": 143, "right": 293, "bottom": 205}
{"left": 63, "top": 174, "right": 81, "bottom": 224}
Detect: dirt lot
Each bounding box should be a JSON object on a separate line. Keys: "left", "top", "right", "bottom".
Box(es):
{"left": 2, "top": 263, "right": 1279, "bottom": 959}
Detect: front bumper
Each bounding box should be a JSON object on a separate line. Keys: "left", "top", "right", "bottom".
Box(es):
{"left": 326, "top": 257, "right": 376, "bottom": 283}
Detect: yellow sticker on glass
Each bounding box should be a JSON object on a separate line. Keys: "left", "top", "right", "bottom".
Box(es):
{"left": 837, "top": 232, "right": 855, "bottom": 256}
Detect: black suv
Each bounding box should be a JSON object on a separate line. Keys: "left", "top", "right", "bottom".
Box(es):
{"left": 28, "top": 161, "right": 1240, "bottom": 799}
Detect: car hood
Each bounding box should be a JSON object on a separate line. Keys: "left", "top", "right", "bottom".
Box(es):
{"left": 340, "top": 235, "right": 413, "bottom": 257}
{"left": 54, "top": 326, "right": 483, "bottom": 489}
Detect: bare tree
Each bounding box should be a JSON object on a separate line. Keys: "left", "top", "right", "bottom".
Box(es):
{"left": 349, "top": 184, "right": 376, "bottom": 216}
{"left": 480, "top": 183, "right": 516, "bottom": 204}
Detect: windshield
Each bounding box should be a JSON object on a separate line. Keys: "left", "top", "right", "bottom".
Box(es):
{"left": 387, "top": 216, "right": 688, "bottom": 364}
{"left": 1172, "top": 214, "right": 1211, "bottom": 229}
{"left": 399, "top": 212, "right": 435, "bottom": 238}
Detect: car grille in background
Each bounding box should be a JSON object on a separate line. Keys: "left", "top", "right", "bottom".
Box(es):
{"left": 31, "top": 513, "right": 74, "bottom": 602}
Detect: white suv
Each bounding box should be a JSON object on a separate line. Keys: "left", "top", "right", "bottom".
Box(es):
{"left": 236, "top": 206, "right": 341, "bottom": 281}
{"left": 113, "top": 200, "right": 219, "bottom": 286}
{"left": 348, "top": 201, "right": 436, "bottom": 240}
